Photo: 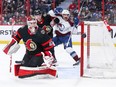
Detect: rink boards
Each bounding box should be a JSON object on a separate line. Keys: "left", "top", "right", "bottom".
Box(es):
{"left": 0, "top": 25, "right": 116, "bottom": 45}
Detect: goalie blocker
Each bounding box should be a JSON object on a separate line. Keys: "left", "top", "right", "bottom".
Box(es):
{"left": 3, "top": 38, "right": 20, "bottom": 55}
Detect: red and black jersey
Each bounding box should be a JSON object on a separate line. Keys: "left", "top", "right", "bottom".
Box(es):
{"left": 37, "top": 15, "right": 53, "bottom": 38}
{"left": 13, "top": 25, "right": 54, "bottom": 55}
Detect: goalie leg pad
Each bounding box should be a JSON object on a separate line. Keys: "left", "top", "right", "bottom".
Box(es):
{"left": 14, "top": 64, "right": 21, "bottom": 76}
{"left": 17, "top": 66, "right": 57, "bottom": 78}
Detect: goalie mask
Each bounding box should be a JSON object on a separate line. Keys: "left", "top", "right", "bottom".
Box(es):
{"left": 27, "top": 16, "right": 38, "bottom": 35}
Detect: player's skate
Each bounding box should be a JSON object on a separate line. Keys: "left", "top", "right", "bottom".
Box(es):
{"left": 73, "top": 58, "right": 80, "bottom": 66}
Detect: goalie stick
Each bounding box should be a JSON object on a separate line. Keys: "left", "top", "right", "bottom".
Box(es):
{"left": 9, "top": 19, "right": 15, "bottom": 73}
{"left": 66, "top": 0, "right": 86, "bottom": 47}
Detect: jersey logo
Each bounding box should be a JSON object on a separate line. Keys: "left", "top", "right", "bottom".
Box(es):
{"left": 57, "top": 23, "right": 65, "bottom": 31}
{"left": 25, "top": 39, "right": 37, "bottom": 51}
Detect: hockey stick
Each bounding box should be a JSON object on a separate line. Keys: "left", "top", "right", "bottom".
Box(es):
{"left": 9, "top": 19, "right": 15, "bottom": 73}
{"left": 66, "top": 0, "right": 86, "bottom": 46}
{"left": 78, "top": 0, "right": 86, "bottom": 17}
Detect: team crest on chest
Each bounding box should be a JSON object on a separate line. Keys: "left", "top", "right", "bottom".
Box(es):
{"left": 58, "top": 23, "right": 65, "bottom": 31}
{"left": 25, "top": 39, "right": 37, "bottom": 51}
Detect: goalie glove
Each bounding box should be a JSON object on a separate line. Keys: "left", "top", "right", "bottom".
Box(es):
{"left": 3, "top": 38, "right": 20, "bottom": 55}
{"left": 41, "top": 51, "right": 54, "bottom": 67}
{"left": 42, "top": 25, "right": 52, "bottom": 34}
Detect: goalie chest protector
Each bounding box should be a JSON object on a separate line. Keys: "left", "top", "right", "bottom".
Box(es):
{"left": 15, "top": 25, "right": 54, "bottom": 55}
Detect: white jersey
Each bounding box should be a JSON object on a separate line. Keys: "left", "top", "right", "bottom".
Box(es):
{"left": 53, "top": 16, "right": 72, "bottom": 35}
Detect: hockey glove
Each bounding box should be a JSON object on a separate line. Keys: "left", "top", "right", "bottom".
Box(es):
{"left": 73, "top": 17, "right": 79, "bottom": 26}
{"left": 42, "top": 51, "right": 54, "bottom": 67}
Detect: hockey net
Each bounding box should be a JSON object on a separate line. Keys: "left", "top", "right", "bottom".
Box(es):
{"left": 80, "top": 21, "right": 116, "bottom": 78}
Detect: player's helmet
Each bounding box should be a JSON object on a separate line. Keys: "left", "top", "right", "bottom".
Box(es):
{"left": 61, "top": 9, "right": 70, "bottom": 15}
{"left": 54, "top": 7, "right": 63, "bottom": 15}
{"left": 34, "top": 10, "right": 43, "bottom": 15}
{"left": 61, "top": 10, "right": 70, "bottom": 21}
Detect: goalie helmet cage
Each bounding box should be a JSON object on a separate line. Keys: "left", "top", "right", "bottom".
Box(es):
{"left": 80, "top": 21, "right": 116, "bottom": 78}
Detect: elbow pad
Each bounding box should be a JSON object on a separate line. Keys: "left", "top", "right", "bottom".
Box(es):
{"left": 54, "top": 18, "right": 60, "bottom": 24}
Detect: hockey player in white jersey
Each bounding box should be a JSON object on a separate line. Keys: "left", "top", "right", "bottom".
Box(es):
{"left": 52, "top": 9, "right": 86, "bottom": 66}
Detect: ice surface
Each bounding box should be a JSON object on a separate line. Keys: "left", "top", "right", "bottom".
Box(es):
{"left": 0, "top": 44, "right": 116, "bottom": 87}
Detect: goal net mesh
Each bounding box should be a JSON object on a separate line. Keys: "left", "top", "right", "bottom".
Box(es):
{"left": 82, "top": 21, "right": 116, "bottom": 78}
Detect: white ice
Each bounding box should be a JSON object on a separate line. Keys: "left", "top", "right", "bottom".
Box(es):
{"left": 0, "top": 44, "right": 116, "bottom": 87}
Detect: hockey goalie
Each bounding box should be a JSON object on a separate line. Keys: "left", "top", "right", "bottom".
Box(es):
{"left": 3, "top": 16, "right": 57, "bottom": 79}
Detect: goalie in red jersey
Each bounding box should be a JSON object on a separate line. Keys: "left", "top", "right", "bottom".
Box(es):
{"left": 3, "top": 15, "right": 57, "bottom": 78}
